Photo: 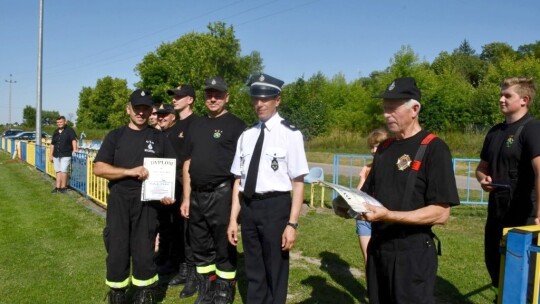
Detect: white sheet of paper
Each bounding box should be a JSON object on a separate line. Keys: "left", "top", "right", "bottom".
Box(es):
{"left": 321, "top": 181, "right": 382, "bottom": 213}
{"left": 141, "top": 157, "right": 176, "bottom": 201}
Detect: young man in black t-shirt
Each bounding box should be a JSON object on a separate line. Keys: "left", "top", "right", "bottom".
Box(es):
{"left": 360, "top": 77, "right": 460, "bottom": 304}
{"left": 49, "top": 115, "right": 78, "bottom": 193}
{"left": 476, "top": 77, "right": 540, "bottom": 294}
{"left": 180, "top": 77, "right": 246, "bottom": 304}
{"left": 94, "top": 89, "right": 176, "bottom": 304}
{"left": 157, "top": 85, "right": 200, "bottom": 299}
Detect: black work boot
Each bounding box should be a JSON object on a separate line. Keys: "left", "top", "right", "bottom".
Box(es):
{"left": 179, "top": 265, "right": 198, "bottom": 298}
{"left": 133, "top": 285, "right": 156, "bottom": 304}
{"left": 106, "top": 288, "right": 127, "bottom": 304}
{"left": 214, "top": 278, "right": 236, "bottom": 304}
{"left": 193, "top": 273, "right": 216, "bottom": 304}
{"left": 169, "top": 262, "right": 189, "bottom": 286}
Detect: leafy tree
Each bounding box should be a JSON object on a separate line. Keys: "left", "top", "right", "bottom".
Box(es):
{"left": 483, "top": 55, "right": 540, "bottom": 117}
{"left": 480, "top": 42, "right": 517, "bottom": 63}
{"left": 517, "top": 41, "right": 540, "bottom": 59}
{"left": 281, "top": 75, "right": 329, "bottom": 140}
{"left": 76, "top": 77, "right": 130, "bottom": 130}
{"left": 421, "top": 71, "right": 475, "bottom": 131}
{"left": 444, "top": 40, "right": 488, "bottom": 87}
{"left": 23, "top": 105, "right": 36, "bottom": 127}
{"left": 22, "top": 105, "right": 60, "bottom": 127}
{"left": 135, "top": 22, "right": 263, "bottom": 122}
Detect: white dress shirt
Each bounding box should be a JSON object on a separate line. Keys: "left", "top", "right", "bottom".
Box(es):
{"left": 231, "top": 113, "right": 309, "bottom": 193}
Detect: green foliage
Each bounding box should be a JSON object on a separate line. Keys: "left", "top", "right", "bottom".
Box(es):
{"left": 76, "top": 77, "right": 130, "bottom": 129}
{"left": 135, "top": 21, "right": 262, "bottom": 123}
{"left": 517, "top": 40, "right": 540, "bottom": 58}
{"left": 69, "top": 31, "right": 540, "bottom": 138}
{"left": 22, "top": 105, "right": 60, "bottom": 127}
{"left": 480, "top": 42, "right": 517, "bottom": 63}
{"left": 281, "top": 74, "right": 329, "bottom": 139}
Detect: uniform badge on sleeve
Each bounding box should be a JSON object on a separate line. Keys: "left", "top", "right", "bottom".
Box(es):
{"left": 396, "top": 154, "right": 411, "bottom": 171}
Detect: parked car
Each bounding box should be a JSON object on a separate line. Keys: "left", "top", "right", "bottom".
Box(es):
{"left": 2, "top": 129, "right": 23, "bottom": 137}
{"left": 5, "top": 131, "right": 50, "bottom": 141}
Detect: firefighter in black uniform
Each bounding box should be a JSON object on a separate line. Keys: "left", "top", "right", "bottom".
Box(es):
{"left": 180, "top": 77, "right": 246, "bottom": 304}
{"left": 228, "top": 73, "right": 309, "bottom": 304}
{"left": 94, "top": 89, "right": 176, "bottom": 304}
{"left": 475, "top": 77, "right": 540, "bottom": 299}
{"left": 154, "top": 104, "right": 180, "bottom": 276}
{"left": 360, "top": 77, "right": 460, "bottom": 304}
{"left": 160, "top": 85, "right": 200, "bottom": 300}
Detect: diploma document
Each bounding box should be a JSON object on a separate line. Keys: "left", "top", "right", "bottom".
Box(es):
{"left": 321, "top": 181, "right": 382, "bottom": 213}
{"left": 141, "top": 158, "right": 176, "bottom": 201}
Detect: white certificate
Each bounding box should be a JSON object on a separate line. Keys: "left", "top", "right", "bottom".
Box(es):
{"left": 141, "top": 157, "right": 176, "bottom": 201}
{"left": 321, "top": 181, "right": 383, "bottom": 213}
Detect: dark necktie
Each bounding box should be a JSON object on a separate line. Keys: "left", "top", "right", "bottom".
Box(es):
{"left": 243, "top": 122, "right": 265, "bottom": 198}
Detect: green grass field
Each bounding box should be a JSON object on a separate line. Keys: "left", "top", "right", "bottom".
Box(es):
{"left": 0, "top": 151, "right": 497, "bottom": 303}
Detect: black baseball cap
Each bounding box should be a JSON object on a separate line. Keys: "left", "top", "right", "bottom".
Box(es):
{"left": 246, "top": 73, "right": 284, "bottom": 98}
{"left": 374, "top": 77, "right": 421, "bottom": 102}
{"left": 167, "top": 84, "right": 195, "bottom": 98}
{"left": 129, "top": 89, "right": 153, "bottom": 107}
{"left": 156, "top": 104, "right": 175, "bottom": 115}
{"left": 204, "top": 76, "right": 228, "bottom": 92}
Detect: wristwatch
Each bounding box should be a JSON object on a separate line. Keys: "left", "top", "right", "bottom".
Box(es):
{"left": 287, "top": 222, "right": 299, "bottom": 230}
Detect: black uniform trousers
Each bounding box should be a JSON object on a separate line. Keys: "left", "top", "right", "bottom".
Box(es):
{"left": 240, "top": 192, "right": 291, "bottom": 304}
{"left": 189, "top": 181, "right": 237, "bottom": 276}
{"left": 156, "top": 181, "right": 193, "bottom": 273}
{"left": 367, "top": 232, "right": 437, "bottom": 304}
{"left": 103, "top": 185, "right": 158, "bottom": 287}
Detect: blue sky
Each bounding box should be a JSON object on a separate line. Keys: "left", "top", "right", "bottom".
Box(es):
{"left": 1, "top": 0, "right": 539, "bottom": 125}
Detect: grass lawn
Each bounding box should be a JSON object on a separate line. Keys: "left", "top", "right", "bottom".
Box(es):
{"left": 0, "top": 151, "right": 496, "bottom": 303}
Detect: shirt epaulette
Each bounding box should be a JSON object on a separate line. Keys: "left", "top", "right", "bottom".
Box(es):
{"left": 281, "top": 120, "right": 299, "bottom": 131}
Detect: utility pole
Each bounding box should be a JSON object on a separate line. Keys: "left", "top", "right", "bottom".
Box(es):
{"left": 36, "top": 0, "right": 44, "bottom": 146}
{"left": 5, "top": 74, "right": 17, "bottom": 128}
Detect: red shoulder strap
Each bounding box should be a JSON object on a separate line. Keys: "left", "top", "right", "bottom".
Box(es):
{"left": 420, "top": 133, "right": 437, "bottom": 145}
{"left": 379, "top": 138, "right": 395, "bottom": 151}
{"left": 410, "top": 133, "right": 437, "bottom": 171}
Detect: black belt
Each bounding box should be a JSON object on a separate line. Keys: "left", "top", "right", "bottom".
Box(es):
{"left": 191, "top": 180, "right": 230, "bottom": 192}
{"left": 373, "top": 227, "right": 442, "bottom": 255}
{"left": 244, "top": 191, "right": 289, "bottom": 201}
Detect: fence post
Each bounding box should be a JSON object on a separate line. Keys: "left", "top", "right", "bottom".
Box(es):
{"left": 501, "top": 229, "right": 533, "bottom": 303}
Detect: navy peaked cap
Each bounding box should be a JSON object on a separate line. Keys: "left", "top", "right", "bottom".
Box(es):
{"left": 246, "top": 73, "right": 284, "bottom": 98}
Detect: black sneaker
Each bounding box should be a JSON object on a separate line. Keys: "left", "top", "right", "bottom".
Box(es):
{"left": 58, "top": 187, "right": 68, "bottom": 193}
{"left": 51, "top": 188, "right": 59, "bottom": 193}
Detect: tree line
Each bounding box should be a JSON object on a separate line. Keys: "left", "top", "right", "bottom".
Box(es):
{"left": 46, "top": 22, "right": 539, "bottom": 139}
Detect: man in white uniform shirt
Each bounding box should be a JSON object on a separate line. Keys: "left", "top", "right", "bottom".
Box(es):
{"left": 228, "top": 73, "right": 309, "bottom": 304}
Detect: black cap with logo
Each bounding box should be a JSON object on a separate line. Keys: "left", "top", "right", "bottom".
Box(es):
{"left": 129, "top": 89, "right": 153, "bottom": 107}
{"left": 374, "top": 77, "right": 421, "bottom": 102}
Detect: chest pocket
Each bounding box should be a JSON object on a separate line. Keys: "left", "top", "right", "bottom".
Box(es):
{"left": 265, "top": 147, "right": 287, "bottom": 164}
{"left": 239, "top": 152, "right": 252, "bottom": 175}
